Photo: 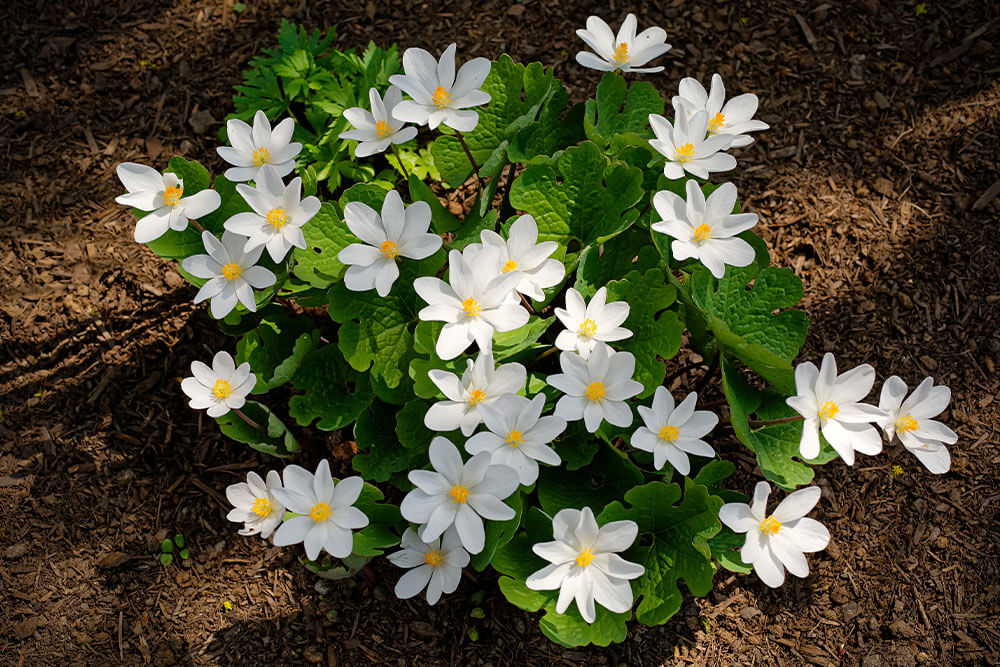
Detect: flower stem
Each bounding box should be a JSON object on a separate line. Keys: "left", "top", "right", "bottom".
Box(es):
{"left": 748, "top": 415, "right": 805, "bottom": 428}
{"left": 456, "top": 133, "right": 484, "bottom": 191}
{"left": 519, "top": 293, "right": 536, "bottom": 314}
{"left": 530, "top": 345, "right": 559, "bottom": 367}
{"left": 188, "top": 218, "right": 206, "bottom": 233}
{"left": 233, "top": 408, "right": 264, "bottom": 431}
{"left": 390, "top": 144, "right": 410, "bottom": 182}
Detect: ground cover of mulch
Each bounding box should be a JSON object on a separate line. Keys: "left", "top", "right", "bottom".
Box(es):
{"left": 2, "top": 0, "right": 999, "bottom": 664}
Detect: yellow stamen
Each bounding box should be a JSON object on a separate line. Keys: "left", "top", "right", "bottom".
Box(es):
{"left": 896, "top": 413, "right": 919, "bottom": 435}
{"left": 309, "top": 502, "right": 331, "bottom": 522}
{"left": 162, "top": 183, "right": 183, "bottom": 207}
{"left": 760, "top": 515, "right": 782, "bottom": 536}
{"left": 694, "top": 224, "right": 712, "bottom": 242}
{"left": 251, "top": 497, "right": 272, "bottom": 517}
{"left": 585, "top": 381, "right": 606, "bottom": 403}
{"left": 818, "top": 401, "right": 839, "bottom": 421}
{"left": 707, "top": 112, "right": 726, "bottom": 133}
{"left": 575, "top": 548, "right": 595, "bottom": 567}
{"left": 221, "top": 263, "right": 242, "bottom": 281}
{"left": 675, "top": 143, "right": 696, "bottom": 163}
{"left": 466, "top": 389, "right": 487, "bottom": 406}
{"left": 375, "top": 120, "right": 393, "bottom": 139}
{"left": 578, "top": 319, "right": 597, "bottom": 338}
{"left": 448, "top": 484, "right": 470, "bottom": 504}
{"left": 502, "top": 259, "right": 518, "bottom": 273}
{"left": 505, "top": 430, "right": 524, "bottom": 447}
{"left": 379, "top": 240, "right": 400, "bottom": 259}
{"left": 212, "top": 379, "right": 233, "bottom": 400}
{"left": 658, "top": 425, "right": 680, "bottom": 442}
{"left": 461, "top": 297, "right": 481, "bottom": 317}
{"left": 424, "top": 549, "right": 445, "bottom": 567}
{"left": 266, "top": 208, "right": 289, "bottom": 230}
{"left": 251, "top": 147, "right": 272, "bottom": 166}
{"left": 612, "top": 42, "right": 629, "bottom": 65}
{"left": 432, "top": 86, "right": 451, "bottom": 109}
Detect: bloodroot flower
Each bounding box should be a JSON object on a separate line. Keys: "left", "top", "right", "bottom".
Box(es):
{"left": 423, "top": 351, "right": 527, "bottom": 436}
{"left": 181, "top": 231, "right": 277, "bottom": 319}
{"left": 630, "top": 387, "right": 718, "bottom": 474}
{"left": 225, "top": 470, "right": 285, "bottom": 538}
{"left": 115, "top": 163, "right": 221, "bottom": 243}
{"left": 180, "top": 350, "right": 255, "bottom": 418}
{"left": 388, "top": 527, "right": 470, "bottom": 605}
{"left": 339, "top": 86, "right": 419, "bottom": 157}
{"left": 673, "top": 74, "right": 769, "bottom": 148}
{"left": 217, "top": 110, "right": 302, "bottom": 182}
{"left": 574, "top": 14, "right": 671, "bottom": 74}
{"left": 553, "top": 287, "right": 632, "bottom": 359}
{"left": 390, "top": 44, "right": 492, "bottom": 132}
{"left": 649, "top": 110, "right": 736, "bottom": 181}
{"left": 465, "top": 214, "right": 565, "bottom": 302}
{"left": 548, "top": 343, "right": 643, "bottom": 433}
{"left": 878, "top": 376, "right": 957, "bottom": 474}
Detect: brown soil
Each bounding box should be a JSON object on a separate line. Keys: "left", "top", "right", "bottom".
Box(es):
{"left": 2, "top": 0, "right": 999, "bottom": 665}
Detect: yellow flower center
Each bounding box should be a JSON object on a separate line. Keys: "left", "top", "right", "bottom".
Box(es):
{"left": 448, "top": 484, "right": 470, "bottom": 504}
{"left": 379, "top": 240, "right": 400, "bottom": 259}
{"left": 675, "top": 143, "right": 696, "bottom": 163}
{"left": 585, "top": 381, "right": 606, "bottom": 403}
{"left": 251, "top": 497, "right": 272, "bottom": 517}
{"left": 575, "top": 548, "right": 595, "bottom": 568}
{"left": 895, "top": 413, "right": 919, "bottom": 435}
{"left": 309, "top": 502, "right": 331, "bottom": 522}
{"left": 505, "top": 430, "right": 525, "bottom": 447}
{"left": 432, "top": 86, "right": 451, "bottom": 109}
{"left": 212, "top": 379, "right": 233, "bottom": 400}
{"left": 266, "top": 208, "right": 289, "bottom": 230}
{"left": 162, "top": 183, "right": 183, "bottom": 207}
{"left": 658, "top": 425, "right": 680, "bottom": 442}
{"left": 424, "top": 549, "right": 445, "bottom": 567}
{"left": 707, "top": 112, "right": 726, "bottom": 133}
{"left": 375, "top": 119, "right": 393, "bottom": 139}
{"left": 251, "top": 146, "right": 272, "bottom": 166}
{"left": 578, "top": 319, "right": 597, "bottom": 338}
{"left": 461, "top": 297, "right": 481, "bottom": 317}
{"left": 221, "top": 263, "right": 243, "bottom": 281}
{"left": 502, "top": 259, "right": 518, "bottom": 273}
{"left": 694, "top": 224, "right": 712, "bottom": 242}
{"left": 466, "top": 389, "right": 487, "bottom": 406}
{"left": 612, "top": 42, "right": 629, "bottom": 65}
{"left": 818, "top": 401, "right": 839, "bottom": 421}
{"left": 760, "top": 515, "right": 782, "bottom": 536}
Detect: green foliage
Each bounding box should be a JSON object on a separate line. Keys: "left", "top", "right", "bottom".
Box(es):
{"left": 287, "top": 346, "right": 373, "bottom": 431}
{"left": 216, "top": 400, "right": 299, "bottom": 457}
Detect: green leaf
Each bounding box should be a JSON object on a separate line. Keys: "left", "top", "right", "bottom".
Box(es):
{"left": 351, "top": 483, "right": 403, "bottom": 557}
{"left": 291, "top": 201, "right": 354, "bottom": 289}
{"left": 216, "top": 400, "right": 299, "bottom": 457}
{"left": 408, "top": 174, "right": 459, "bottom": 233}
{"left": 351, "top": 401, "right": 427, "bottom": 483}
{"left": 537, "top": 442, "right": 642, "bottom": 516}
{"left": 161, "top": 539, "right": 174, "bottom": 553}
{"left": 709, "top": 526, "right": 752, "bottom": 574}
{"left": 236, "top": 315, "right": 319, "bottom": 392}
{"left": 573, "top": 226, "right": 660, "bottom": 300}
{"left": 395, "top": 399, "right": 435, "bottom": 452}
{"left": 469, "top": 491, "right": 524, "bottom": 571}
{"left": 583, "top": 73, "right": 665, "bottom": 147}
{"left": 492, "top": 316, "right": 552, "bottom": 361}
{"left": 598, "top": 480, "right": 722, "bottom": 626}
{"left": 287, "top": 346, "right": 373, "bottom": 431}
{"left": 605, "top": 268, "right": 683, "bottom": 398}
{"left": 552, "top": 421, "right": 600, "bottom": 470}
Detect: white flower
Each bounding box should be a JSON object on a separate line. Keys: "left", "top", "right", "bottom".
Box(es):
{"left": 225, "top": 470, "right": 285, "bottom": 538}
{"left": 338, "top": 189, "right": 441, "bottom": 297}
{"left": 548, "top": 343, "right": 643, "bottom": 433}
{"left": 216, "top": 109, "right": 302, "bottom": 182}
{"left": 631, "top": 387, "right": 718, "bottom": 474}
{"left": 390, "top": 43, "right": 491, "bottom": 132}
{"left": 466, "top": 393, "right": 566, "bottom": 485}
{"left": 651, "top": 180, "right": 758, "bottom": 279}
{"left": 115, "top": 163, "right": 221, "bottom": 243}
{"left": 649, "top": 109, "right": 736, "bottom": 180}
{"left": 554, "top": 287, "right": 631, "bottom": 359}
{"left": 339, "top": 86, "right": 419, "bottom": 157}
{"left": 463, "top": 214, "right": 565, "bottom": 301}
{"left": 271, "top": 460, "right": 369, "bottom": 561}
{"left": 878, "top": 376, "right": 957, "bottom": 474}
{"left": 400, "top": 437, "right": 519, "bottom": 554}
{"left": 525, "top": 507, "right": 644, "bottom": 624}
{"left": 180, "top": 350, "right": 255, "bottom": 418}
{"left": 181, "top": 231, "right": 277, "bottom": 319}
{"left": 575, "top": 13, "right": 671, "bottom": 74}
{"left": 223, "top": 165, "right": 320, "bottom": 263}
{"left": 786, "top": 353, "right": 886, "bottom": 465}
{"left": 414, "top": 248, "right": 529, "bottom": 360}
{"left": 673, "top": 74, "right": 769, "bottom": 148}
{"left": 424, "top": 351, "right": 527, "bottom": 436}
{"left": 388, "top": 527, "right": 470, "bottom": 605}
{"left": 719, "top": 482, "right": 830, "bottom": 588}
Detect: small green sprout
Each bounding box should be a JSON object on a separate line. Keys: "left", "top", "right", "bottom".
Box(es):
{"left": 159, "top": 534, "right": 190, "bottom": 565}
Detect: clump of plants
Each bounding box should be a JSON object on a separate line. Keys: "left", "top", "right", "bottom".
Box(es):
{"left": 115, "top": 14, "right": 958, "bottom": 647}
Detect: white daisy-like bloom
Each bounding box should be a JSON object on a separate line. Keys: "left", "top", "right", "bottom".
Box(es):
{"left": 878, "top": 376, "right": 957, "bottom": 474}
{"left": 651, "top": 180, "right": 758, "bottom": 279}
{"left": 554, "top": 287, "right": 631, "bottom": 359}
{"left": 400, "top": 437, "right": 519, "bottom": 554}
{"left": 414, "top": 248, "right": 529, "bottom": 360}
{"left": 631, "top": 387, "right": 718, "bottom": 474}
{"left": 673, "top": 74, "right": 770, "bottom": 148}
{"left": 574, "top": 13, "right": 671, "bottom": 74}
{"left": 338, "top": 189, "right": 442, "bottom": 297}
{"left": 424, "top": 351, "right": 527, "bottom": 436}
{"left": 271, "top": 460, "right": 369, "bottom": 561}
{"left": 181, "top": 231, "right": 277, "bottom": 319}
{"left": 115, "top": 163, "right": 221, "bottom": 243}
{"left": 548, "top": 343, "right": 643, "bottom": 433}
{"left": 389, "top": 43, "right": 492, "bottom": 132}
{"left": 465, "top": 393, "right": 565, "bottom": 486}
{"left": 339, "top": 86, "right": 419, "bottom": 157}
{"left": 649, "top": 108, "right": 736, "bottom": 180}
{"left": 785, "top": 353, "right": 886, "bottom": 465}
{"left": 525, "top": 507, "right": 644, "bottom": 624}
{"left": 180, "top": 350, "right": 255, "bottom": 418}
{"left": 388, "top": 527, "right": 470, "bottom": 605}
{"left": 223, "top": 165, "right": 320, "bottom": 263}
{"left": 225, "top": 470, "right": 285, "bottom": 538}
{"left": 463, "top": 214, "right": 565, "bottom": 301}
{"left": 719, "top": 482, "right": 830, "bottom": 588}
{"left": 216, "top": 109, "right": 302, "bottom": 182}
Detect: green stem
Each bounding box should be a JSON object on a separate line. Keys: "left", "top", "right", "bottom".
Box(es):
{"left": 456, "top": 133, "right": 484, "bottom": 191}
{"left": 188, "top": 218, "right": 206, "bottom": 233}
{"left": 390, "top": 144, "right": 410, "bottom": 181}
{"left": 749, "top": 415, "right": 805, "bottom": 428}
{"left": 233, "top": 408, "right": 263, "bottom": 431}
